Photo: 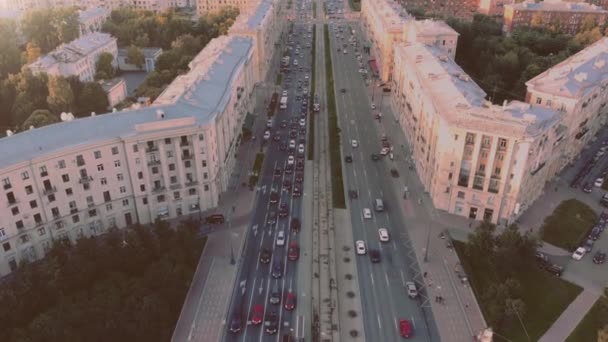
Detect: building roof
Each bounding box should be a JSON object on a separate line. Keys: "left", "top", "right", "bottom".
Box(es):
{"left": 370, "top": 0, "right": 409, "bottom": 31}
{"left": 78, "top": 7, "right": 110, "bottom": 22}
{"left": 398, "top": 42, "right": 560, "bottom": 135}
{"left": 29, "top": 32, "right": 115, "bottom": 69}
{"left": 506, "top": 0, "right": 607, "bottom": 12}
{"left": 526, "top": 37, "right": 608, "bottom": 98}
{"left": 0, "top": 35, "right": 253, "bottom": 170}
{"left": 410, "top": 19, "right": 459, "bottom": 37}
{"left": 100, "top": 77, "right": 126, "bottom": 92}
{"left": 118, "top": 47, "right": 163, "bottom": 59}
{"left": 229, "top": 0, "right": 274, "bottom": 32}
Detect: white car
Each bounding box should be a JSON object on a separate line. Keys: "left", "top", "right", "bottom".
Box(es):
{"left": 294, "top": 59, "right": 299, "bottom": 66}
{"left": 572, "top": 247, "right": 586, "bottom": 260}
{"left": 363, "top": 208, "right": 372, "bottom": 219}
{"left": 405, "top": 282, "right": 418, "bottom": 298}
{"left": 371, "top": 103, "right": 376, "bottom": 110}
{"left": 276, "top": 230, "right": 286, "bottom": 246}
{"left": 355, "top": 240, "right": 366, "bottom": 255}
{"left": 305, "top": 74, "right": 309, "bottom": 80}
{"left": 289, "top": 139, "right": 296, "bottom": 149}
{"left": 378, "top": 228, "right": 389, "bottom": 242}
{"left": 288, "top": 156, "right": 295, "bottom": 165}
{"left": 266, "top": 119, "right": 273, "bottom": 128}
{"left": 380, "top": 147, "right": 389, "bottom": 156}
{"left": 282, "top": 90, "right": 288, "bottom": 96}
{"left": 298, "top": 144, "right": 305, "bottom": 154}
{"left": 351, "top": 140, "right": 359, "bottom": 148}
{"left": 299, "top": 118, "right": 306, "bottom": 127}
{"left": 263, "top": 130, "right": 271, "bottom": 140}
{"left": 595, "top": 178, "right": 604, "bottom": 187}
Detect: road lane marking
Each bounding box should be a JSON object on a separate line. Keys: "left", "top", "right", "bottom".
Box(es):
{"left": 377, "top": 315, "right": 382, "bottom": 330}
{"left": 385, "top": 272, "right": 390, "bottom": 288}
{"left": 370, "top": 271, "right": 375, "bottom": 286}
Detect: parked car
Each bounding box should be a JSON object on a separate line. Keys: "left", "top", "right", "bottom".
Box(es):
{"left": 583, "top": 183, "right": 593, "bottom": 193}
{"left": 594, "top": 251, "right": 606, "bottom": 264}
{"left": 205, "top": 214, "right": 225, "bottom": 224}
{"left": 584, "top": 238, "right": 594, "bottom": 253}
{"left": 595, "top": 178, "right": 605, "bottom": 187}
{"left": 572, "top": 247, "right": 586, "bottom": 260}
{"left": 405, "top": 281, "right": 418, "bottom": 298}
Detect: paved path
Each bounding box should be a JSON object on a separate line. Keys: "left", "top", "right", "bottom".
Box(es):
{"left": 539, "top": 289, "right": 599, "bottom": 342}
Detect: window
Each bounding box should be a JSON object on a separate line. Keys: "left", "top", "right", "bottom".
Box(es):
{"left": 457, "top": 191, "right": 465, "bottom": 199}
{"left": 48, "top": 194, "right": 56, "bottom": 202}
{"left": 2, "top": 177, "right": 10, "bottom": 189}
{"left": 11, "top": 207, "right": 19, "bottom": 215}
{"left": 62, "top": 174, "right": 70, "bottom": 182}
{"left": 199, "top": 133, "right": 204, "bottom": 141}
{"left": 25, "top": 185, "right": 33, "bottom": 195}
{"left": 165, "top": 138, "right": 172, "bottom": 144}
{"left": 97, "top": 164, "right": 104, "bottom": 171}
{"left": 138, "top": 172, "right": 143, "bottom": 180}
{"left": 143, "top": 197, "right": 148, "bottom": 205}
{"left": 51, "top": 207, "right": 59, "bottom": 217}
{"left": 189, "top": 188, "right": 196, "bottom": 195}
{"left": 185, "top": 160, "right": 191, "bottom": 168}
{"left": 152, "top": 167, "right": 159, "bottom": 174}
{"left": 58, "top": 160, "right": 66, "bottom": 169}
{"left": 133, "top": 144, "right": 138, "bottom": 152}
{"left": 72, "top": 215, "right": 80, "bottom": 223}
{"left": 170, "top": 176, "right": 177, "bottom": 184}
{"left": 112, "top": 147, "right": 119, "bottom": 155}
{"left": 40, "top": 166, "right": 48, "bottom": 177}
{"left": 448, "top": 172, "right": 452, "bottom": 180}
{"left": 167, "top": 151, "right": 173, "bottom": 158}
{"left": 103, "top": 191, "right": 111, "bottom": 203}
{"left": 122, "top": 199, "right": 129, "bottom": 206}
{"left": 101, "top": 177, "right": 107, "bottom": 185}
{"left": 202, "top": 160, "right": 207, "bottom": 167}
{"left": 204, "top": 184, "right": 209, "bottom": 191}
{"left": 203, "top": 172, "right": 208, "bottom": 180}
{"left": 120, "top": 186, "right": 126, "bottom": 193}
{"left": 499, "top": 139, "right": 508, "bottom": 148}
{"left": 34, "top": 213, "right": 42, "bottom": 223}
{"left": 174, "top": 191, "right": 180, "bottom": 200}
{"left": 94, "top": 151, "right": 102, "bottom": 159}
{"left": 3, "top": 242, "right": 11, "bottom": 252}
{"left": 16, "top": 220, "right": 24, "bottom": 229}
{"left": 117, "top": 173, "right": 124, "bottom": 181}
{"left": 66, "top": 188, "right": 73, "bottom": 196}
{"left": 157, "top": 195, "right": 165, "bottom": 202}
{"left": 135, "top": 158, "right": 140, "bottom": 165}
{"left": 76, "top": 155, "right": 85, "bottom": 166}
{"left": 105, "top": 203, "right": 112, "bottom": 211}
{"left": 547, "top": 99, "right": 552, "bottom": 106}
{"left": 536, "top": 97, "right": 542, "bottom": 104}
{"left": 169, "top": 163, "right": 176, "bottom": 171}
{"left": 140, "top": 184, "right": 146, "bottom": 191}
{"left": 21, "top": 171, "right": 29, "bottom": 180}
{"left": 89, "top": 209, "right": 97, "bottom": 217}
{"left": 56, "top": 221, "right": 64, "bottom": 229}
{"left": 30, "top": 200, "right": 37, "bottom": 209}
{"left": 114, "top": 160, "right": 121, "bottom": 167}
{"left": 37, "top": 227, "right": 46, "bottom": 236}
{"left": 86, "top": 196, "right": 94, "bottom": 206}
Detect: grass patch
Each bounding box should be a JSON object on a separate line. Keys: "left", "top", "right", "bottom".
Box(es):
{"left": 308, "top": 26, "right": 316, "bottom": 161}
{"left": 455, "top": 241, "right": 582, "bottom": 342}
{"left": 540, "top": 199, "right": 597, "bottom": 251}
{"left": 249, "top": 152, "right": 265, "bottom": 187}
{"left": 275, "top": 73, "right": 282, "bottom": 86}
{"left": 567, "top": 296, "right": 608, "bottom": 342}
{"left": 324, "top": 24, "right": 346, "bottom": 209}
{"left": 348, "top": 0, "right": 361, "bottom": 11}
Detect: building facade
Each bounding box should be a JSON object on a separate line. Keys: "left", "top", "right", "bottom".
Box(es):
{"left": 28, "top": 32, "right": 118, "bottom": 82}
{"left": 503, "top": 0, "right": 608, "bottom": 34}
{"left": 197, "top": 0, "right": 254, "bottom": 16}
{"left": 391, "top": 42, "right": 563, "bottom": 224}
{"left": 478, "top": 0, "right": 515, "bottom": 17}
{"left": 361, "top": 0, "right": 409, "bottom": 82}
{"left": 2, "top": 0, "right": 178, "bottom": 11}
{"left": 0, "top": 35, "right": 256, "bottom": 276}
{"left": 117, "top": 47, "right": 163, "bottom": 72}
{"left": 229, "top": 0, "right": 282, "bottom": 81}
{"left": 79, "top": 7, "right": 111, "bottom": 36}
{"left": 403, "top": 19, "right": 459, "bottom": 60}
{"left": 397, "top": 0, "right": 479, "bottom": 20}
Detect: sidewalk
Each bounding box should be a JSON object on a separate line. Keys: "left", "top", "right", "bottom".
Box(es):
{"left": 539, "top": 289, "right": 599, "bottom": 342}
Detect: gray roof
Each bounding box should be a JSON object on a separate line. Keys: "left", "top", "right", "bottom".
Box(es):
{"left": 78, "top": 7, "right": 110, "bottom": 22}
{"left": 247, "top": 0, "right": 273, "bottom": 29}
{"left": 0, "top": 36, "right": 253, "bottom": 170}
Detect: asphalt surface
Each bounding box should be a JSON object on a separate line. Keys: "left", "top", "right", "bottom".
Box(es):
{"left": 328, "top": 20, "right": 439, "bottom": 342}
{"left": 222, "top": 2, "right": 316, "bottom": 341}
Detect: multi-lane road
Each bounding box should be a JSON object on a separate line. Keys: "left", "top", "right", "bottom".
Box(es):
{"left": 222, "top": 1, "right": 316, "bottom": 341}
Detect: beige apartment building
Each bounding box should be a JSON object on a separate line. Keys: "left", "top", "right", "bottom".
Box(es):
{"left": 197, "top": 0, "right": 255, "bottom": 16}
{"left": 0, "top": 35, "right": 256, "bottom": 276}
{"left": 361, "top": 0, "right": 409, "bottom": 82}
{"left": 229, "top": 0, "right": 282, "bottom": 80}
{"left": 391, "top": 42, "right": 563, "bottom": 224}
{"left": 478, "top": 0, "right": 515, "bottom": 17}
{"left": 2, "top": 0, "right": 176, "bottom": 12}
{"left": 403, "top": 19, "right": 459, "bottom": 60}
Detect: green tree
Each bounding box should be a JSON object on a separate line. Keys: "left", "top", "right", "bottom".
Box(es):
{"left": 9, "top": 70, "right": 48, "bottom": 125}
{"left": 126, "top": 45, "right": 145, "bottom": 69}
{"left": 171, "top": 34, "right": 202, "bottom": 55}
{"left": 95, "top": 52, "right": 115, "bottom": 80}
{"left": 134, "top": 33, "right": 150, "bottom": 47}
{"left": 21, "top": 109, "right": 59, "bottom": 130}
{"left": 75, "top": 82, "right": 109, "bottom": 116}
{"left": 47, "top": 76, "right": 74, "bottom": 113}
{"left": 0, "top": 19, "right": 22, "bottom": 78}
{"left": 24, "top": 42, "right": 42, "bottom": 63}
{"left": 21, "top": 8, "right": 79, "bottom": 53}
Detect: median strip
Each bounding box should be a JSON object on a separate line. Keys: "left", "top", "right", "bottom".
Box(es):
{"left": 308, "top": 25, "right": 316, "bottom": 161}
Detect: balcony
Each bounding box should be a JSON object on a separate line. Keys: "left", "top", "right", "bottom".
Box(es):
{"left": 6, "top": 199, "right": 18, "bottom": 207}
{"left": 181, "top": 154, "right": 192, "bottom": 160}
{"left": 40, "top": 171, "right": 48, "bottom": 177}
{"left": 185, "top": 180, "right": 198, "bottom": 187}
{"left": 472, "top": 175, "right": 485, "bottom": 191}
{"left": 146, "top": 146, "right": 158, "bottom": 153}
{"left": 488, "top": 179, "right": 500, "bottom": 194}
{"left": 52, "top": 213, "right": 61, "bottom": 220}
{"left": 180, "top": 141, "right": 189, "bottom": 147}
{"left": 79, "top": 176, "right": 93, "bottom": 184}
{"left": 147, "top": 159, "right": 161, "bottom": 166}
{"left": 170, "top": 184, "right": 181, "bottom": 190}
{"left": 42, "top": 186, "right": 57, "bottom": 196}
{"left": 87, "top": 202, "right": 95, "bottom": 208}
{"left": 152, "top": 186, "right": 166, "bottom": 194}
{"left": 70, "top": 208, "right": 78, "bottom": 214}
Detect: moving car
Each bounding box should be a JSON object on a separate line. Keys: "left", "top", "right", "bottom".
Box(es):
{"left": 390, "top": 168, "right": 399, "bottom": 177}
{"left": 345, "top": 155, "right": 353, "bottom": 163}
{"left": 229, "top": 311, "right": 242, "bottom": 333}
{"left": 260, "top": 248, "right": 272, "bottom": 264}
{"left": 380, "top": 147, "right": 389, "bottom": 156}
{"left": 355, "top": 240, "right": 366, "bottom": 255}
{"left": 265, "top": 311, "right": 279, "bottom": 334}
{"left": 288, "top": 243, "right": 300, "bottom": 261}
{"left": 351, "top": 139, "right": 359, "bottom": 148}
{"left": 291, "top": 217, "right": 301, "bottom": 232}
{"left": 371, "top": 153, "right": 380, "bottom": 161}
{"left": 298, "top": 144, "right": 305, "bottom": 155}
{"left": 399, "top": 319, "right": 412, "bottom": 338}
{"left": 279, "top": 203, "right": 289, "bottom": 217}
{"left": 594, "top": 251, "right": 606, "bottom": 264}
{"left": 284, "top": 292, "right": 297, "bottom": 311}
{"left": 276, "top": 230, "right": 286, "bottom": 246}
{"left": 263, "top": 130, "right": 271, "bottom": 140}
{"left": 378, "top": 228, "right": 390, "bottom": 242}
{"left": 369, "top": 249, "right": 381, "bottom": 263}
{"left": 583, "top": 182, "right": 593, "bottom": 193}
{"left": 405, "top": 282, "right": 418, "bottom": 298}
{"left": 288, "top": 155, "right": 295, "bottom": 165}
{"left": 272, "top": 261, "right": 283, "bottom": 279}
{"left": 267, "top": 211, "right": 277, "bottom": 225}
{"left": 363, "top": 208, "right": 372, "bottom": 219}
{"left": 251, "top": 304, "right": 263, "bottom": 325}
{"left": 572, "top": 247, "right": 586, "bottom": 260}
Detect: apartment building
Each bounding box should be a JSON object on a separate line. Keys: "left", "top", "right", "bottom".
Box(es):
{"left": 403, "top": 19, "right": 459, "bottom": 60}
{"left": 28, "top": 32, "right": 118, "bottom": 82}
{"left": 478, "top": 0, "right": 515, "bottom": 16}
{"left": 0, "top": 35, "right": 256, "bottom": 276}
{"left": 503, "top": 0, "right": 608, "bottom": 34}
{"left": 397, "top": 0, "right": 479, "bottom": 20}
{"left": 391, "top": 42, "right": 563, "bottom": 224}
{"left": 229, "top": 0, "right": 282, "bottom": 81}
{"left": 197, "top": 0, "right": 254, "bottom": 16}
{"left": 525, "top": 37, "right": 608, "bottom": 177}
{"left": 361, "top": 0, "right": 409, "bottom": 82}
{"left": 79, "top": 7, "right": 111, "bottom": 36}
{"left": 1, "top": 0, "right": 176, "bottom": 11}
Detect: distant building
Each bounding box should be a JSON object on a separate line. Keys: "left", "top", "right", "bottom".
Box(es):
{"left": 117, "top": 47, "right": 163, "bottom": 73}
{"left": 28, "top": 32, "right": 118, "bottom": 82}
{"left": 100, "top": 77, "right": 127, "bottom": 109}
{"left": 503, "top": 0, "right": 608, "bottom": 34}
{"left": 1, "top": 0, "right": 180, "bottom": 12}
{"left": 79, "top": 7, "right": 111, "bottom": 36}
{"left": 478, "top": 0, "right": 515, "bottom": 17}
{"left": 197, "top": 0, "right": 255, "bottom": 16}
{"left": 361, "top": 0, "right": 409, "bottom": 82}
{"left": 403, "top": 19, "right": 459, "bottom": 60}
{"left": 397, "top": 0, "right": 479, "bottom": 20}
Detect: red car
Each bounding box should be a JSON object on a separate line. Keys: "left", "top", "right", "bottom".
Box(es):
{"left": 251, "top": 304, "right": 263, "bottom": 325}
{"left": 288, "top": 243, "right": 300, "bottom": 261}
{"left": 284, "top": 292, "right": 296, "bottom": 311}
{"left": 399, "top": 319, "right": 412, "bottom": 338}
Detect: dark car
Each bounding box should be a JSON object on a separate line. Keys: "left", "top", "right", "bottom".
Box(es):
{"left": 583, "top": 183, "right": 593, "bottom": 193}
{"left": 284, "top": 292, "right": 297, "bottom": 311}
{"left": 267, "top": 211, "right": 277, "bottom": 225}
{"left": 369, "top": 249, "right": 381, "bottom": 263}
{"left": 272, "top": 261, "right": 283, "bottom": 278}
{"left": 390, "top": 168, "right": 399, "bottom": 177}
{"left": 280, "top": 120, "right": 288, "bottom": 128}
{"left": 299, "top": 128, "right": 306, "bottom": 135}
{"left": 535, "top": 251, "right": 549, "bottom": 265}
{"left": 273, "top": 134, "right": 281, "bottom": 142}
{"left": 295, "top": 172, "right": 303, "bottom": 183}
{"left": 293, "top": 185, "right": 302, "bottom": 197}
{"left": 584, "top": 238, "right": 594, "bottom": 253}
{"left": 269, "top": 289, "right": 281, "bottom": 305}
{"left": 274, "top": 167, "right": 282, "bottom": 178}
{"left": 340, "top": 88, "right": 346, "bottom": 93}
{"left": 371, "top": 153, "right": 380, "bottom": 161}
{"left": 288, "top": 243, "right": 300, "bottom": 261}
{"left": 545, "top": 263, "right": 564, "bottom": 276}
{"left": 270, "top": 191, "right": 280, "bottom": 204}
{"left": 291, "top": 217, "right": 301, "bottom": 232}
{"left": 345, "top": 155, "right": 353, "bottom": 163}
{"left": 590, "top": 226, "right": 602, "bottom": 240}
{"left": 283, "top": 179, "right": 292, "bottom": 191}
{"left": 265, "top": 311, "right": 279, "bottom": 334}
{"left": 229, "top": 311, "right": 242, "bottom": 333}
{"left": 260, "top": 248, "right": 272, "bottom": 264}
{"left": 594, "top": 251, "right": 606, "bottom": 264}
{"left": 348, "top": 190, "right": 358, "bottom": 199}
{"left": 290, "top": 130, "right": 298, "bottom": 138}
{"left": 296, "top": 160, "right": 304, "bottom": 171}
{"left": 205, "top": 214, "right": 225, "bottom": 224}
{"left": 280, "top": 143, "right": 288, "bottom": 151}
{"left": 279, "top": 203, "right": 289, "bottom": 217}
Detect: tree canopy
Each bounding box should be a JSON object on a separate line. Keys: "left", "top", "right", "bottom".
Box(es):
{"left": 94, "top": 52, "right": 115, "bottom": 80}
{"left": 21, "top": 8, "right": 79, "bottom": 53}
{"left": 0, "top": 220, "right": 205, "bottom": 342}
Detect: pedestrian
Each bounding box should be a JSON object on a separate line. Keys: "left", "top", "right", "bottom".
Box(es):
{"left": 423, "top": 271, "right": 427, "bottom": 278}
